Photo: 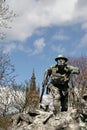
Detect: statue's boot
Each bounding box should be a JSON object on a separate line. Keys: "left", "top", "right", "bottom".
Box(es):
{"left": 53, "top": 99, "right": 61, "bottom": 119}
{"left": 53, "top": 107, "right": 61, "bottom": 120}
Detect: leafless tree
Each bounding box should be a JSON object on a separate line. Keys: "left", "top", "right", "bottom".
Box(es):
{"left": 0, "top": 87, "right": 13, "bottom": 116}
{"left": 69, "top": 56, "right": 87, "bottom": 91}
{"left": 68, "top": 56, "right": 87, "bottom": 107}
{"left": 0, "top": 86, "right": 25, "bottom": 116}
{"left": 0, "top": 0, "right": 16, "bottom": 39}
{"left": 0, "top": 50, "right": 16, "bottom": 86}
{"left": 11, "top": 89, "right": 25, "bottom": 112}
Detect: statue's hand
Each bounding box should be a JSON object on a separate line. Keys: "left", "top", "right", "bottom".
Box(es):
{"left": 42, "top": 79, "right": 47, "bottom": 86}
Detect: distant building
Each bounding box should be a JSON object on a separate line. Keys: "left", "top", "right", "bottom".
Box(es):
{"left": 25, "top": 70, "right": 40, "bottom": 110}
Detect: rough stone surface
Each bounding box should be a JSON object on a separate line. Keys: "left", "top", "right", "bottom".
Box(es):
{"left": 0, "top": 128, "right": 5, "bottom": 130}
{"left": 8, "top": 107, "right": 87, "bottom": 130}
{"left": 8, "top": 93, "right": 87, "bottom": 130}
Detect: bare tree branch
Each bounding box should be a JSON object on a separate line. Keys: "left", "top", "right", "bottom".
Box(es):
{"left": 0, "top": 50, "right": 16, "bottom": 86}
{"left": 0, "top": 0, "right": 16, "bottom": 39}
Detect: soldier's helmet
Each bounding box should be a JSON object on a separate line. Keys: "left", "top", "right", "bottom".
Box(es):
{"left": 55, "top": 54, "right": 68, "bottom": 62}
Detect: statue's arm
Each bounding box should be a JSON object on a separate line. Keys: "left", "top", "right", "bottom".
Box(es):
{"left": 67, "top": 65, "right": 80, "bottom": 74}
{"left": 40, "top": 67, "right": 52, "bottom": 103}
{"left": 43, "top": 67, "right": 52, "bottom": 86}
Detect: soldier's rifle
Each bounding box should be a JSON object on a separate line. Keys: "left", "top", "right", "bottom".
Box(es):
{"left": 40, "top": 83, "right": 46, "bottom": 103}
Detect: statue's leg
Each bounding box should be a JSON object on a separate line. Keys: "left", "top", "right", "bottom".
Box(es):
{"left": 61, "top": 89, "right": 68, "bottom": 111}
{"left": 48, "top": 84, "right": 61, "bottom": 115}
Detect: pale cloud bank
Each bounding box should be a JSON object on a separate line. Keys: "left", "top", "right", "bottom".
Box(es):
{"left": 1, "top": 0, "right": 87, "bottom": 55}
{"left": 3, "top": 43, "right": 16, "bottom": 54}
{"left": 52, "top": 32, "right": 70, "bottom": 41}
{"left": 2, "top": 38, "right": 46, "bottom": 55}
{"left": 51, "top": 44, "right": 65, "bottom": 54}
{"left": 29, "top": 38, "right": 46, "bottom": 56}
{"left": 78, "top": 34, "right": 87, "bottom": 48}
{"left": 5, "top": 0, "right": 81, "bottom": 41}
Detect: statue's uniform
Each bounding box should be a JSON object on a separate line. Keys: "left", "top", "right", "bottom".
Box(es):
{"left": 43, "top": 64, "right": 79, "bottom": 114}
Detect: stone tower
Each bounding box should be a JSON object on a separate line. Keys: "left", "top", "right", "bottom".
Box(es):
{"left": 25, "top": 70, "right": 40, "bottom": 110}
{"left": 30, "top": 70, "right": 36, "bottom": 91}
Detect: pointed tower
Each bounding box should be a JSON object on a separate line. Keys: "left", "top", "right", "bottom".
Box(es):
{"left": 30, "top": 69, "right": 36, "bottom": 91}
{"left": 25, "top": 70, "right": 40, "bottom": 110}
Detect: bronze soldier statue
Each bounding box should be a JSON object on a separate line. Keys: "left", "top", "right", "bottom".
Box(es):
{"left": 40, "top": 54, "right": 80, "bottom": 115}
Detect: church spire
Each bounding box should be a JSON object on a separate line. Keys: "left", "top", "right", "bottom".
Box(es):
{"left": 30, "top": 69, "right": 36, "bottom": 91}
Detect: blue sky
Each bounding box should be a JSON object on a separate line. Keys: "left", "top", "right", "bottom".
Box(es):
{"left": 0, "top": 0, "right": 87, "bottom": 86}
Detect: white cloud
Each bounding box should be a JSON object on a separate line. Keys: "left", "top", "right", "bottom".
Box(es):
{"left": 51, "top": 44, "right": 65, "bottom": 54}
{"left": 34, "top": 38, "right": 45, "bottom": 51}
{"left": 3, "top": 43, "right": 17, "bottom": 54}
{"left": 78, "top": 34, "right": 87, "bottom": 48}
{"left": 26, "top": 38, "right": 46, "bottom": 56}
{"left": 17, "top": 44, "right": 32, "bottom": 53}
{"left": 32, "top": 38, "right": 45, "bottom": 55}
{"left": 69, "top": 33, "right": 87, "bottom": 56}
{"left": 2, "top": 0, "right": 87, "bottom": 56}
{"left": 82, "top": 23, "right": 87, "bottom": 30}
{"left": 1, "top": 38, "right": 45, "bottom": 55}
{"left": 73, "top": 0, "right": 87, "bottom": 21}
{"left": 72, "top": 0, "right": 87, "bottom": 32}
{"left": 4, "top": 0, "right": 78, "bottom": 41}
{"left": 53, "top": 32, "right": 70, "bottom": 41}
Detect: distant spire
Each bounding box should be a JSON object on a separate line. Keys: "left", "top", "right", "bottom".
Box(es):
{"left": 30, "top": 69, "right": 36, "bottom": 91}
